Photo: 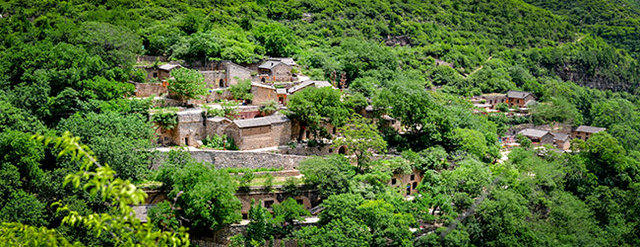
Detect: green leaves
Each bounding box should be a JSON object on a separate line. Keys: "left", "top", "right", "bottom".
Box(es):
{"left": 168, "top": 67, "right": 207, "bottom": 102}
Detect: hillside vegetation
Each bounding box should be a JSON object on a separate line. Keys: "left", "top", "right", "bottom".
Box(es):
{"left": 1, "top": 0, "right": 640, "bottom": 246}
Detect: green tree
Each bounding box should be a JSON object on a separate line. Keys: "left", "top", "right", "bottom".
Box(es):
{"left": 333, "top": 114, "right": 387, "bottom": 173}
{"left": 299, "top": 155, "right": 356, "bottom": 198}
{"left": 0, "top": 132, "right": 189, "bottom": 246}
{"left": 286, "top": 87, "right": 350, "bottom": 142}
{"left": 229, "top": 79, "right": 254, "bottom": 102}
{"left": 253, "top": 23, "right": 297, "bottom": 57}
{"left": 155, "top": 159, "right": 241, "bottom": 234}
{"left": 451, "top": 128, "right": 489, "bottom": 161}
{"left": 168, "top": 68, "right": 208, "bottom": 102}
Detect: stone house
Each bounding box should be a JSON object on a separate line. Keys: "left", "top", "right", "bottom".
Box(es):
{"left": 481, "top": 93, "right": 507, "bottom": 107}
{"left": 251, "top": 83, "right": 278, "bottom": 105}
{"left": 506, "top": 90, "right": 535, "bottom": 108}
{"left": 571, "top": 125, "right": 606, "bottom": 141}
{"left": 276, "top": 88, "right": 288, "bottom": 105}
{"left": 257, "top": 58, "right": 296, "bottom": 82}
{"left": 550, "top": 132, "right": 571, "bottom": 150}
{"left": 200, "top": 61, "right": 253, "bottom": 89}
{"left": 157, "top": 64, "right": 182, "bottom": 81}
{"left": 154, "top": 109, "right": 293, "bottom": 150}
{"left": 227, "top": 115, "right": 292, "bottom": 150}
{"left": 131, "top": 82, "right": 168, "bottom": 97}
{"left": 518, "top": 128, "right": 554, "bottom": 145}
{"left": 389, "top": 169, "right": 423, "bottom": 196}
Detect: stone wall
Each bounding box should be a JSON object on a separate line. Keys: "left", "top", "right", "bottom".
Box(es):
{"left": 251, "top": 85, "right": 278, "bottom": 105}
{"left": 152, "top": 149, "right": 308, "bottom": 170}
{"left": 132, "top": 82, "right": 168, "bottom": 97}
{"left": 226, "top": 62, "right": 253, "bottom": 86}
{"left": 272, "top": 63, "right": 293, "bottom": 82}
{"left": 201, "top": 70, "right": 226, "bottom": 88}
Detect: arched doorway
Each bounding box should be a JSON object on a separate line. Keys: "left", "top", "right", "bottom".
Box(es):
{"left": 219, "top": 79, "right": 225, "bottom": 88}
{"left": 338, "top": 146, "right": 346, "bottom": 154}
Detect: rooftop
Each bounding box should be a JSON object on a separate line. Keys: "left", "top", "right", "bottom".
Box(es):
{"left": 258, "top": 60, "right": 282, "bottom": 70}
{"left": 252, "top": 83, "right": 276, "bottom": 90}
{"left": 234, "top": 114, "right": 290, "bottom": 128}
{"left": 288, "top": 80, "right": 334, "bottom": 94}
{"left": 507, "top": 90, "right": 533, "bottom": 99}
{"left": 518, "top": 128, "right": 549, "bottom": 138}
{"left": 158, "top": 64, "right": 181, "bottom": 71}
{"left": 550, "top": 132, "right": 569, "bottom": 141}
{"left": 575, "top": 125, "right": 606, "bottom": 133}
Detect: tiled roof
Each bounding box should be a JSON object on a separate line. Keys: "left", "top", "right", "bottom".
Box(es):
{"left": 518, "top": 128, "right": 549, "bottom": 138}
{"left": 550, "top": 132, "right": 569, "bottom": 141}
{"left": 575, "top": 125, "right": 606, "bottom": 133}
{"left": 269, "top": 57, "right": 297, "bottom": 66}
{"left": 288, "top": 80, "right": 333, "bottom": 94}
{"left": 252, "top": 83, "right": 276, "bottom": 90}
{"left": 234, "top": 115, "right": 290, "bottom": 128}
{"left": 507, "top": 90, "right": 533, "bottom": 99}
{"left": 258, "top": 61, "right": 281, "bottom": 69}
{"left": 158, "top": 64, "right": 181, "bottom": 71}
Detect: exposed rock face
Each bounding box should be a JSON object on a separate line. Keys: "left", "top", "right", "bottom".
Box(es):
{"left": 554, "top": 65, "right": 633, "bottom": 91}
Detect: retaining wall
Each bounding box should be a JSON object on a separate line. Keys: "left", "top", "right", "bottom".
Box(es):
{"left": 152, "top": 149, "right": 308, "bottom": 170}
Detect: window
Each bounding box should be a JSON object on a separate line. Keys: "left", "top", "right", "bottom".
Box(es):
{"left": 391, "top": 178, "right": 397, "bottom": 185}
{"left": 412, "top": 182, "right": 418, "bottom": 189}
{"left": 242, "top": 213, "right": 248, "bottom": 220}
{"left": 410, "top": 174, "right": 415, "bottom": 181}
{"left": 296, "top": 199, "right": 304, "bottom": 205}
{"left": 263, "top": 200, "right": 274, "bottom": 209}
{"left": 153, "top": 72, "right": 158, "bottom": 78}
{"left": 328, "top": 148, "right": 333, "bottom": 153}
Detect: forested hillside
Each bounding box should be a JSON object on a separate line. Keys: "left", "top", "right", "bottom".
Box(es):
{"left": 1, "top": 0, "right": 640, "bottom": 246}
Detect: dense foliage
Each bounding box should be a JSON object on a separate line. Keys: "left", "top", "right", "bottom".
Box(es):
{"left": 2, "top": 0, "right": 640, "bottom": 245}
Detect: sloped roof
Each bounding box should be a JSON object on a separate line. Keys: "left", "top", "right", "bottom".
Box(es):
{"left": 269, "top": 57, "right": 297, "bottom": 66}
{"left": 234, "top": 118, "right": 271, "bottom": 128}
{"left": 507, "top": 90, "right": 533, "bottom": 99}
{"left": 265, "top": 115, "right": 290, "bottom": 124}
{"left": 233, "top": 115, "right": 290, "bottom": 128}
{"left": 518, "top": 128, "right": 549, "bottom": 138}
{"left": 252, "top": 83, "right": 276, "bottom": 90}
{"left": 158, "top": 64, "right": 182, "bottom": 71}
{"left": 575, "top": 125, "right": 606, "bottom": 133}
{"left": 550, "top": 132, "right": 569, "bottom": 141}
{"left": 258, "top": 61, "right": 282, "bottom": 69}
{"left": 288, "top": 80, "right": 334, "bottom": 94}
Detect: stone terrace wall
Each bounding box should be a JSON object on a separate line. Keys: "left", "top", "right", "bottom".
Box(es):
{"left": 152, "top": 149, "right": 308, "bottom": 170}
{"left": 132, "top": 82, "right": 168, "bottom": 97}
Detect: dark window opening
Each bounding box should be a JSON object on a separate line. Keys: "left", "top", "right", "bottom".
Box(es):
{"left": 391, "top": 178, "right": 397, "bottom": 185}
{"left": 410, "top": 174, "right": 415, "bottom": 181}
{"left": 264, "top": 200, "right": 274, "bottom": 209}
{"left": 338, "top": 146, "right": 346, "bottom": 154}
{"left": 261, "top": 77, "right": 266, "bottom": 83}
{"left": 153, "top": 72, "right": 158, "bottom": 78}
{"left": 242, "top": 213, "right": 248, "bottom": 220}
{"left": 184, "top": 137, "right": 189, "bottom": 146}
{"left": 412, "top": 182, "right": 418, "bottom": 189}
{"left": 332, "top": 127, "right": 337, "bottom": 134}
{"left": 296, "top": 199, "right": 304, "bottom": 205}
{"left": 219, "top": 79, "right": 225, "bottom": 88}
{"left": 328, "top": 148, "right": 333, "bottom": 153}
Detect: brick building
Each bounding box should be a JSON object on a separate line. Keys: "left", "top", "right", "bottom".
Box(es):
{"left": 572, "top": 125, "right": 606, "bottom": 141}
{"left": 506, "top": 90, "right": 536, "bottom": 108}
{"left": 258, "top": 58, "right": 296, "bottom": 82}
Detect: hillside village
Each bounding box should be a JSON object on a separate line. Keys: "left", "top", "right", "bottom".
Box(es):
{"left": 3, "top": 0, "right": 640, "bottom": 246}
{"left": 126, "top": 55, "right": 610, "bottom": 243}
